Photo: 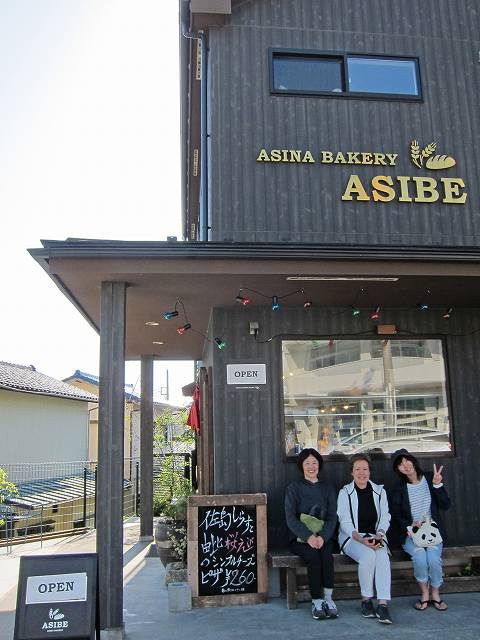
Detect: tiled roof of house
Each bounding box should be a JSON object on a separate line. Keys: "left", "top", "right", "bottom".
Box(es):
{"left": 4, "top": 472, "right": 131, "bottom": 510}
{"left": 0, "top": 362, "right": 97, "bottom": 402}
{"left": 64, "top": 369, "right": 141, "bottom": 402}
{"left": 64, "top": 370, "right": 186, "bottom": 410}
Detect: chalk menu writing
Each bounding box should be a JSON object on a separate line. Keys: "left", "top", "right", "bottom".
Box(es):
{"left": 197, "top": 504, "right": 257, "bottom": 596}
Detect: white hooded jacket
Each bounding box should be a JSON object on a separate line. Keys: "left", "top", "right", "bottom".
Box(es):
{"left": 337, "top": 480, "right": 391, "bottom": 551}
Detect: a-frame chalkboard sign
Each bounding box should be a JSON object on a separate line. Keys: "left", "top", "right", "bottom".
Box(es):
{"left": 187, "top": 493, "right": 267, "bottom": 607}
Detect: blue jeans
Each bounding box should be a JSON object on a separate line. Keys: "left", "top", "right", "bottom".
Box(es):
{"left": 403, "top": 537, "right": 443, "bottom": 588}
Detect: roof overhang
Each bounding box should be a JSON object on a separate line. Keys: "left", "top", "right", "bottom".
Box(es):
{"left": 29, "top": 239, "right": 480, "bottom": 361}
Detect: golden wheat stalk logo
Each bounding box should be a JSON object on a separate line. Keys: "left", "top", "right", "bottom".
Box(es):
{"left": 410, "top": 140, "right": 456, "bottom": 170}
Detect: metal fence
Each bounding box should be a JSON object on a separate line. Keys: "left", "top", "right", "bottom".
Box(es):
{"left": 0, "top": 454, "right": 191, "bottom": 552}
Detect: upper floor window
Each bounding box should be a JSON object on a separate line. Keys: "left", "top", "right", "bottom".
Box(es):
{"left": 272, "top": 55, "right": 343, "bottom": 94}
{"left": 270, "top": 49, "right": 421, "bottom": 100}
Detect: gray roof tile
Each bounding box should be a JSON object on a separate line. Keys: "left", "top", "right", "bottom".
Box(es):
{"left": 4, "top": 472, "right": 131, "bottom": 509}
{"left": 0, "top": 362, "right": 97, "bottom": 402}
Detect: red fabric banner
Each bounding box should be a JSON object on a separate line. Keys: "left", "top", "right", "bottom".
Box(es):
{"left": 186, "top": 384, "right": 201, "bottom": 434}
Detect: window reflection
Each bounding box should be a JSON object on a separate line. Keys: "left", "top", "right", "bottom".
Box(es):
{"left": 273, "top": 56, "right": 343, "bottom": 93}
{"left": 347, "top": 57, "right": 419, "bottom": 96}
{"left": 283, "top": 339, "right": 450, "bottom": 457}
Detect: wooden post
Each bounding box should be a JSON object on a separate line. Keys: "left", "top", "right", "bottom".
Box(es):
{"left": 97, "top": 281, "right": 126, "bottom": 639}
{"left": 140, "top": 355, "right": 154, "bottom": 540}
{"left": 286, "top": 568, "right": 298, "bottom": 609}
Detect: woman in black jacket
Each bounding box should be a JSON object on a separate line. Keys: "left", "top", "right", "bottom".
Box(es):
{"left": 390, "top": 449, "right": 451, "bottom": 611}
{"left": 285, "top": 448, "right": 338, "bottom": 620}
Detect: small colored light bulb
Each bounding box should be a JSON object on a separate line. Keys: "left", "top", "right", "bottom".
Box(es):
{"left": 369, "top": 306, "right": 380, "bottom": 321}
{"left": 214, "top": 337, "right": 226, "bottom": 350}
{"left": 235, "top": 294, "right": 251, "bottom": 306}
{"left": 177, "top": 323, "right": 191, "bottom": 335}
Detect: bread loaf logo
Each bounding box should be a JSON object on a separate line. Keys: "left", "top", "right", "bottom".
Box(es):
{"left": 410, "top": 140, "right": 456, "bottom": 170}
{"left": 41, "top": 608, "right": 69, "bottom": 631}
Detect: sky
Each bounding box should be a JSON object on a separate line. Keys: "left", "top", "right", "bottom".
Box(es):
{"left": 0, "top": 1, "right": 194, "bottom": 405}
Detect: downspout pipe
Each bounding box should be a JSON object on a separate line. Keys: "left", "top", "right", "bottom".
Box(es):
{"left": 199, "top": 31, "right": 209, "bottom": 242}
{"left": 181, "top": 8, "right": 209, "bottom": 241}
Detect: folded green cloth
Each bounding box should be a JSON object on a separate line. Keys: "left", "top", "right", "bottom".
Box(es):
{"left": 297, "top": 513, "right": 325, "bottom": 543}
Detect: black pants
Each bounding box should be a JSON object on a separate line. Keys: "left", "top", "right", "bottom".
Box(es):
{"left": 289, "top": 539, "right": 335, "bottom": 599}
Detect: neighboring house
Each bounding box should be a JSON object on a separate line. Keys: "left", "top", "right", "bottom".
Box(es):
{"left": 63, "top": 370, "right": 185, "bottom": 462}
{"left": 63, "top": 369, "right": 141, "bottom": 463}
{"left": 2, "top": 471, "right": 97, "bottom": 538}
{"left": 131, "top": 404, "right": 185, "bottom": 461}
{"left": 1, "top": 470, "right": 132, "bottom": 541}
{"left": 0, "top": 361, "right": 97, "bottom": 468}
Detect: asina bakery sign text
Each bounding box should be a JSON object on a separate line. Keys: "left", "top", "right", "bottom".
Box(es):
{"left": 256, "top": 140, "right": 467, "bottom": 204}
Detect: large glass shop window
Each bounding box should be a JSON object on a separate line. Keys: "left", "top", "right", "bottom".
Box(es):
{"left": 282, "top": 339, "right": 451, "bottom": 457}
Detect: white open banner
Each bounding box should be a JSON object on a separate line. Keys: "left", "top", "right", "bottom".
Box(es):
{"left": 26, "top": 573, "right": 88, "bottom": 604}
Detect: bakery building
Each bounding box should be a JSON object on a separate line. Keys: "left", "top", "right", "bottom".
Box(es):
{"left": 30, "top": 0, "right": 480, "bottom": 633}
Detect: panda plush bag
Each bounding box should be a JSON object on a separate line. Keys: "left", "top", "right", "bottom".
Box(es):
{"left": 407, "top": 518, "right": 443, "bottom": 548}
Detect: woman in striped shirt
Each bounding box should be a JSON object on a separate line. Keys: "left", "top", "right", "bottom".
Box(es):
{"left": 391, "top": 449, "right": 451, "bottom": 612}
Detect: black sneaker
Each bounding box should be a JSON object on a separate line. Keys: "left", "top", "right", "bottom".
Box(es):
{"left": 376, "top": 604, "right": 393, "bottom": 624}
{"left": 361, "top": 599, "right": 376, "bottom": 618}
{"left": 324, "top": 599, "right": 339, "bottom": 618}
{"left": 312, "top": 601, "right": 326, "bottom": 620}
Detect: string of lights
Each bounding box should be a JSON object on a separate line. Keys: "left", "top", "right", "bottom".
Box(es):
{"left": 158, "top": 290, "right": 460, "bottom": 352}
{"left": 236, "top": 287, "right": 312, "bottom": 310}
{"left": 236, "top": 286, "right": 454, "bottom": 321}
{"left": 162, "top": 299, "right": 226, "bottom": 349}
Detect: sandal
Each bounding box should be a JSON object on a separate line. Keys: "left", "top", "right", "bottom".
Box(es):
{"left": 431, "top": 599, "right": 448, "bottom": 611}
{"left": 414, "top": 600, "right": 429, "bottom": 611}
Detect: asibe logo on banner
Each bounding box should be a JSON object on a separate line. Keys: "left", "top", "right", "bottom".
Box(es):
{"left": 41, "top": 608, "right": 69, "bottom": 632}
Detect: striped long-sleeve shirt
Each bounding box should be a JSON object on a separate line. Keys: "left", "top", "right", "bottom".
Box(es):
{"left": 407, "top": 476, "right": 432, "bottom": 521}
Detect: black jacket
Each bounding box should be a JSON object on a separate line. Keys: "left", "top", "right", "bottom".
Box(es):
{"left": 285, "top": 477, "right": 338, "bottom": 544}
{"left": 390, "top": 471, "right": 451, "bottom": 544}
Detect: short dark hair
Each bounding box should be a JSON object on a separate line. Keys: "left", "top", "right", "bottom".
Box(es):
{"left": 393, "top": 452, "right": 423, "bottom": 483}
{"left": 349, "top": 453, "right": 371, "bottom": 472}
{"left": 296, "top": 448, "right": 323, "bottom": 473}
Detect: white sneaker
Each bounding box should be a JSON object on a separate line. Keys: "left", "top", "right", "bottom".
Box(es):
{"left": 312, "top": 601, "right": 326, "bottom": 620}
{"left": 324, "top": 598, "right": 339, "bottom": 618}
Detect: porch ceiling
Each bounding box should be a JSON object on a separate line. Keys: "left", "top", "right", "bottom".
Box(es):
{"left": 29, "top": 240, "right": 480, "bottom": 361}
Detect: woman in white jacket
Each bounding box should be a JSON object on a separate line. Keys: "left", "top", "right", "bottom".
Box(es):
{"left": 337, "top": 454, "right": 393, "bottom": 624}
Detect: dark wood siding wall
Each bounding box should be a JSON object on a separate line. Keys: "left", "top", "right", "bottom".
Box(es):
{"left": 208, "top": 0, "right": 480, "bottom": 245}
{"left": 209, "top": 305, "right": 480, "bottom": 547}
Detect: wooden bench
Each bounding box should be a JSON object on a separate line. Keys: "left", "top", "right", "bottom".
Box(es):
{"left": 268, "top": 546, "right": 480, "bottom": 609}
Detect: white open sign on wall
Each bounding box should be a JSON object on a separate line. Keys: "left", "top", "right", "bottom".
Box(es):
{"left": 227, "top": 364, "right": 266, "bottom": 384}
{"left": 26, "top": 573, "right": 88, "bottom": 604}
